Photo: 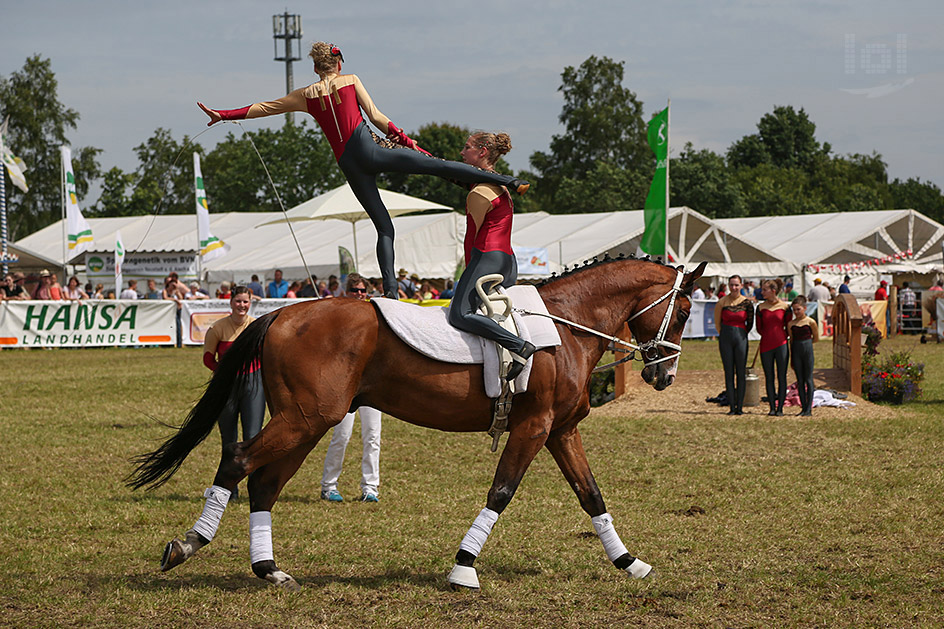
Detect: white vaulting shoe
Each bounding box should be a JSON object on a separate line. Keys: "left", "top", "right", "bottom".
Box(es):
{"left": 447, "top": 564, "right": 480, "bottom": 590}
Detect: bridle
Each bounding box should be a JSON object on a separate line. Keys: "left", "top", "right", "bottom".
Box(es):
{"left": 514, "top": 267, "right": 687, "bottom": 369}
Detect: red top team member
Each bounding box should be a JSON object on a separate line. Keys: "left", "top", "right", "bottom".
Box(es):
{"left": 447, "top": 132, "right": 535, "bottom": 382}
{"left": 198, "top": 42, "right": 528, "bottom": 299}
{"left": 756, "top": 279, "right": 792, "bottom": 415}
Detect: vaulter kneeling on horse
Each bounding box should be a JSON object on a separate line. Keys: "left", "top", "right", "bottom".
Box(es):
{"left": 448, "top": 131, "right": 536, "bottom": 382}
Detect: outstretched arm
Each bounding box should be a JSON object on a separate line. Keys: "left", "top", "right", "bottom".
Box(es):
{"left": 352, "top": 75, "right": 431, "bottom": 155}
{"left": 198, "top": 88, "right": 309, "bottom": 126}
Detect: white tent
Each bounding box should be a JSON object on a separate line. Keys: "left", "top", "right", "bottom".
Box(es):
{"left": 513, "top": 206, "right": 799, "bottom": 279}
{"left": 717, "top": 209, "right": 944, "bottom": 293}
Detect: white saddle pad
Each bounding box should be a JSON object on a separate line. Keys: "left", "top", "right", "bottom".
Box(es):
{"left": 372, "top": 285, "right": 562, "bottom": 397}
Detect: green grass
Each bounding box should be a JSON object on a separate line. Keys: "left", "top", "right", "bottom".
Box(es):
{"left": 0, "top": 337, "right": 942, "bottom": 627}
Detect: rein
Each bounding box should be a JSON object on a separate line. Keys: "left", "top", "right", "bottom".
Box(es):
{"left": 515, "top": 267, "right": 686, "bottom": 370}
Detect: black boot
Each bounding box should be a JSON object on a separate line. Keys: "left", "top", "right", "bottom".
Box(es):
{"left": 383, "top": 290, "right": 399, "bottom": 300}
{"left": 505, "top": 341, "right": 536, "bottom": 381}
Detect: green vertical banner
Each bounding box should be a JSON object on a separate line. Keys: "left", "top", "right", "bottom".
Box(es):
{"left": 641, "top": 106, "right": 669, "bottom": 257}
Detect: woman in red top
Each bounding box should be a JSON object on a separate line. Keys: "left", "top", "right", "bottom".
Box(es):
{"left": 447, "top": 132, "right": 534, "bottom": 382}
{"left": 203, "top": 286, "right": 265, "bottom": 496}
{"left": 713, "top": 275, "right": 754, "bottom": 414}
{"left": 757, "top": 279, "right": 792, "bottom": 416}
{"left": 199, "top": 42, "right": 528, "bottom": 299}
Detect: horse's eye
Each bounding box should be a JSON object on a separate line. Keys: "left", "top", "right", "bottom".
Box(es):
{"left": 678, "top": 309, "right": 690, "bottom": 324}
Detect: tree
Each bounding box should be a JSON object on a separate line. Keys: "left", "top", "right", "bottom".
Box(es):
{"left": 202, "top": 120, "right": 342, "bottom": 213}
{"left": 553, "top": 162, "right": 648, "bottom": 214}
{"left": 727, "top": 105, "right": 830, "bottom": 172}
{"left": 890, "top": 177, "right": 944, "bottom": 224}
{"left": 0, "top": 55, "right": 101, "bottom": 239}
{"left": 730, "top": 163, "right": 820, "bottom": 216}
{"left": 670, "top": 143, "right": 746, "bottom": 218}
{"left": 529, "top": 56, "right": 650, "bottom": 206}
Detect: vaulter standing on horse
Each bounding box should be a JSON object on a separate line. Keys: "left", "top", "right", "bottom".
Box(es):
{"left": 198, "top": 42, "right": 529, "bottom": 299}
{"left": 449, "top": 131, "right": 536, "bottom": 381}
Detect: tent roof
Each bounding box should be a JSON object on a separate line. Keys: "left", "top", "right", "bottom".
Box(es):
{"left": 717, "top": 209, "right": 944, "bottom": 270}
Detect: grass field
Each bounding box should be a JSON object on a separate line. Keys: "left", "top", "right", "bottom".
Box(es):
{"left": 1, "top": 336, "right": 942, "bottom": 627}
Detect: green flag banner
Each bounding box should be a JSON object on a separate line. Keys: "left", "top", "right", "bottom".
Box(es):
{"left": 641, "top": 106, "right": 669, "bottom": 257}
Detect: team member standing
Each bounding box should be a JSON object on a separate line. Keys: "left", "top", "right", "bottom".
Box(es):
{"left": 202, "top": 286, "right": 265, "bottom": 498}
{"left": 320, "top": 273, "right": 383, "bottom": 503}
{"left": 199, "top": 42, "right": 528, "bottom": 299}
{"left": 757, "top": 279, "right": 792, "bottom": 416}
{"left": 714, "top": 275, "right": 754, "bottom": 415}
{"left": 447, "top": 132, "right": 535, "bottom": 382}
{"left": 787, "top": 296, "right": 819, "bottom": 417}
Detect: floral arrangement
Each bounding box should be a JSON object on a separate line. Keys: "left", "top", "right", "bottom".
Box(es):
{"left": 861, "top": 327, "right": 924, "bottom": 404}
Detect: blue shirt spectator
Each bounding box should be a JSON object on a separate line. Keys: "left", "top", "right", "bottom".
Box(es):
{"left": 267, "top": 269, "right": 288, "bottom": 298}
{"left": 838, "top": 275, "right": 851, "bottom": 294}
{"left": 247, "top": 274, "right": 265, "bottom": 298}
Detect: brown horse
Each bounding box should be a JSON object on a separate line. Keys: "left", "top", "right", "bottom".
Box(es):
{"left": 128, "top": 256, "right": 707, "bottom": 591}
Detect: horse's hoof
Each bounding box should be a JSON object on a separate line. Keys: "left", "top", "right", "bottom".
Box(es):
{"left": 447, "top": 564, "right": 480, "bottom": 590}
{"left": 265, "top": 570, "right": 301, "bottom": 592}
{"left": 160, "top": 539, "right": 189, "bottom": 572}
{"left": 626, "top": 558, "right": 654, "bottom": 579}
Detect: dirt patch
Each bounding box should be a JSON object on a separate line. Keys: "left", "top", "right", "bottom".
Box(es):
{"left": 594, "top": 370, "right": 905, "bottom": 421}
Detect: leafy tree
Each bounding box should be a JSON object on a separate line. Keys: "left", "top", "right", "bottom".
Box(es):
{"left": 811, "top": 152, "right": 892, "bottom": 212}
{"left": 890, "top": 177, "right": 944, "bottom": 224}
{"left": 730, "top": 163, "right": 820, "bottom": 216}
{"left": 125, "top": 128, "right": 200, "bottom": 215}
{"left": 89, "top": 167, "right": 136, "bottom": 217}
{"left": 202, "top": 120, "right": 342, "bottom": 213}
{"left": 727, "top": 105, "right": 830, "bottom": 172}
{"left": 670, "top": 143, "right": 746, "bottom": 218}
{"left": 530, "top": 55, "right": 650, "bottom": 206}
{"left": 554, "top": 161, "right": 648, "bottom": 213}
{"left": 0, "top": 55, "right": 101, "bottom": 239}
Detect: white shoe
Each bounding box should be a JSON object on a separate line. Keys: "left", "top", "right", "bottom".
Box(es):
{"left": 447, "top": 564, "right": 480, "bottom": 590}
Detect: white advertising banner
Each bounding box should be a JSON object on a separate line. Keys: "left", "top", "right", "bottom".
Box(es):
{"left": 85, "top": 251, "right": 198, "bottom": 286}
{"left": 0, "top": 300, "right": 176, "bottom": 348}
{"left": 180, "top": 298, "right": 316, "bottom": 345}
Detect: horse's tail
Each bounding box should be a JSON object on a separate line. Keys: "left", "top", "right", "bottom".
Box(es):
{"left": 125, "top": 310, "right": 280, "bottom": 491}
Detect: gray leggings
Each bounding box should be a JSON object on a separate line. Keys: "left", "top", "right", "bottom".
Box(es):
{"left": 791, "top": 338, "right": 815, "bottom": 413}
{"left": 761, "top": 344, "right": 789, "bottom": 411}
{"left": 448, "top": 248, "right": 528, "bottom": 354}
{"left": 218, "top": 369, "right": 265, "bottom": 446}
{"left": 338, "top": 124, "right": 519, "bottom": 295}
{"left": 719, "top": 325, "right": 748, "bottom": 412}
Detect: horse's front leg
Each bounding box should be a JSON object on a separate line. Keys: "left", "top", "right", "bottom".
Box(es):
{"left": 545, "top": 426, "right": 654, "bottom": 579}
{"left": 448, "top": 413, "right": 551, "bottom": 590}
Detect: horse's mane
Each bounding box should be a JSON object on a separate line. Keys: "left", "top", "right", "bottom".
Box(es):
{"left": 536, "top": 252, "right": 674, "bottom": 287}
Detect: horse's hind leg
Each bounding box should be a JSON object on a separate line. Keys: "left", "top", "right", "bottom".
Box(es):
{"left": 245, "top": 441, "right": 319, "bottom": 591}
{"left": 545, "top": 426, "right": 653, "bottom": 579}
{"left": 160, "top": 410, "right": 325, "bottom": 574}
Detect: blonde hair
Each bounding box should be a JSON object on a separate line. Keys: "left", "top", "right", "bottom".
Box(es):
{"left": 468, "top": 131, "right": 512, "bottom": 166}
{"left": 309, "top": 42, "right": 341, "bottom": 77}
{"left": 762, "top": 278, "right": 783, "bottom": 294}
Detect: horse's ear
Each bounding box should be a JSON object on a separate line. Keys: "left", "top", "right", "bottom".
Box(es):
{"left": 683, "top": 261, "right": 708, "bottom": 287}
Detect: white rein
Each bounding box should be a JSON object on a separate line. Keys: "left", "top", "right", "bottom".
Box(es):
{"left": 514, "top": 268, "right": 686, "bottom": 368}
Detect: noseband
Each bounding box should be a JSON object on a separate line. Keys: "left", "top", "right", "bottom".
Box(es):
{"left": 625, "top": 268, "right": 684, "bottom": 367}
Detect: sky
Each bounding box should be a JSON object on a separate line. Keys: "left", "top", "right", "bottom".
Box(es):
{"left": 2, "top": 0, "right": 942, "bottom": 204}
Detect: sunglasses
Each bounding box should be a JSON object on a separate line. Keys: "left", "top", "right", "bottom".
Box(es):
{"left": 349, "top": 287, "right": 367, "bottom": 294}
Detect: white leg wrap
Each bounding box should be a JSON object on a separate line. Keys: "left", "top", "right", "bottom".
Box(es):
{"left": 249, "top": 511, "right": 274, "bottom": 565}
{"left": 591, "top": 512, "right": 629, "bottom": 562}
{"left": 458, "top": 508, "right": 500, "bottom": 557}
{"left": 191, "top": 485, "right": 231, "bottom": 542}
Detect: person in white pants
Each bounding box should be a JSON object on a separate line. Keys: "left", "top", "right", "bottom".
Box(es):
{"left": 321, "top": 406, "right": 382, "bottom": 502}
{"left": 320, "top": 273, "right": 383, "bottom": 503}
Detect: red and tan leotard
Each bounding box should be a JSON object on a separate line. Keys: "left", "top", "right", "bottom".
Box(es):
{"left": 218, "top": 74, "right": 392, "bottom": 161}
{"left": 202, "top": 315, "right": 259, "bottom": 372}
{"left": 464, "top": 184, "right": 514, "bottom": 264}
{"left": 757, "top": 305, "right": 791, "bottom": 353}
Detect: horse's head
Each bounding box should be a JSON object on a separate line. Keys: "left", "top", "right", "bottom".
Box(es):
{"left": 629, "top": 261, "right": 707, "bottom": 390}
